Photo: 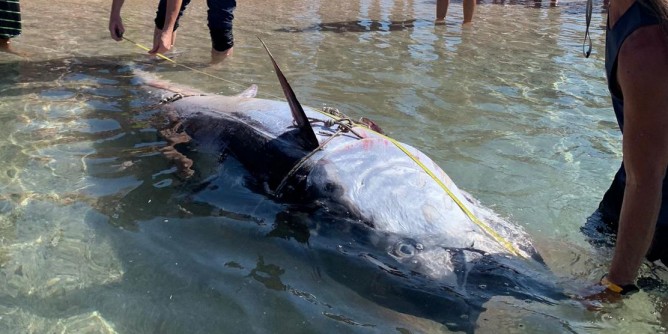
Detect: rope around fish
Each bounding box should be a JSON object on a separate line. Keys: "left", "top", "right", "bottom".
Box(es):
{"left": 120, "top": 35, "right": 284, "bottom": 101}
{"left": 121, "top": 36, "right": 526, "bottom": 259}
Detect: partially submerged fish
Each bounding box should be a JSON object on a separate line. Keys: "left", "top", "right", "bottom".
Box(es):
{"left": 132, "top": 42, "right": 564, "bottom": 332}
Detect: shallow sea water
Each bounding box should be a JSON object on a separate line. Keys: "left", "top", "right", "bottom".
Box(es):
{"left": 1, "top": 0, "right": 667, "bottom": 333}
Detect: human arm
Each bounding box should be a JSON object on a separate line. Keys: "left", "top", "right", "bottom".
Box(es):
{"left": 109, "top": 0, "right": 126, "bottom": 41}
{"left": 150, "top": 0, "right": 182, "bottom": 55}
{"left": 607, "top": 25, "right": 668, "bottom": 287}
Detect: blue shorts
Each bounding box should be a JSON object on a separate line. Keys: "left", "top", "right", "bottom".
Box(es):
{"left": 155, "top": 0, "right": 236, "bottom": 52}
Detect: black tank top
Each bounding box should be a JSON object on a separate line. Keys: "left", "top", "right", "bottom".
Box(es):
{"left": 599, "top": 2, "right": 666, "bottom": 231}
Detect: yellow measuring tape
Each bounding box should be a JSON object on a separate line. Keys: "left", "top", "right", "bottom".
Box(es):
{"left": 121, "top": 36, "right": 174, "bottom": 62}
{"left": 382, "top": 134, "right": 523, "bottom": 257}
{"left": 314, "top": 110, "right": 524, "bottom": 258}
{"left": 121, "top": 36, "right": 278, "bottom": 97}
{"left": 121, "top": 37, "right": 523, "bottom": 258}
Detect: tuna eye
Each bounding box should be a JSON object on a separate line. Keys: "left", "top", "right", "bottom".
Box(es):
{"left": 393, "top": 243, "right": 416, "bottom": 257}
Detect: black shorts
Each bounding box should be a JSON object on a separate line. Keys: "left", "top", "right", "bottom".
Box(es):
{"left": 154, "top": 0, "right": 236, "bottom": 52}
{"left": 0, "top": 0, "right": 21, "bottom": 39}
{"left": 596, "top": 162, "right": 668, "bottom": 264}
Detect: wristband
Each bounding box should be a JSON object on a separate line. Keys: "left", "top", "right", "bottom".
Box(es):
{"left": 600, "top": 275, "right": 640, "bottom": 295}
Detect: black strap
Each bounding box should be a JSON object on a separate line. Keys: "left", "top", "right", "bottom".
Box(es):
{"left": 601, "top": 274, "right": 640, "bottom": 295}
{"left": 583, "top": 0, "right": 593, "bottom": 58}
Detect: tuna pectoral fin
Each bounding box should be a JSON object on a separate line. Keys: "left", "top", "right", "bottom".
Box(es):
{"left": 258, "top": 38, "right": 320, "bottom": 151}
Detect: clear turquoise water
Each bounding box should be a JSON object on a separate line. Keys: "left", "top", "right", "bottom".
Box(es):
{"left": 0, "top": 0, "right": 666, "bottom": 332}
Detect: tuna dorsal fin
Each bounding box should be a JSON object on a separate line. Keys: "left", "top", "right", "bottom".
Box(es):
{"left": 258, "top": 38, "right": 319, "bottom": 151}
{"left": 236, "top": 84, "right": 258, "bottom": 98}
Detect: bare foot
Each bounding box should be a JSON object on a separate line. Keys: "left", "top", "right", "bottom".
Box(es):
{"left": 1, "top": 38, "right": 12, "bottom": 52}
{"left": 435, "top": 18, "right": 446, "bottom": 26}
{"left": 210, "top": 47, "right": 233, "bottom": 66}
{"left": 0, "top": 38, "right": 29, "bottom": 57}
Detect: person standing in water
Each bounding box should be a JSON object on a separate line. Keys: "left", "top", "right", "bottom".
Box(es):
{"left": 587, "top": 0, "right": 668, "bottom": 296}
{"left": 108, "top": 0, "right": 236, "bottom": 65}
{"left": 0, "top": 0, "right": 21, "bottom": 54}
{"left": 436, "top": 0, "right": 475, "bottom": 25}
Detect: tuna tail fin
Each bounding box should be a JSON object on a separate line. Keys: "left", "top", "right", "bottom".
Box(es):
{"left": 258, "top": 38, "right": 320, "bottom": 151}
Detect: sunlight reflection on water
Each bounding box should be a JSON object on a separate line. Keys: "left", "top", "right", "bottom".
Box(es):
{"left": 0, "top": 0, "right": 666, "bottom": 332}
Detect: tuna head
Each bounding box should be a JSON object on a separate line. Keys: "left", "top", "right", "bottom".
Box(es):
{"left": 296, "top": 212, "right": 564, "bottom": 334}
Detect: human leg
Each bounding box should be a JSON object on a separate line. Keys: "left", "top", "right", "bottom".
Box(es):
{"left": 207, "top": 0, "right": 236, "bottom": 64}
{"left": 153, "top": 0, "right": 191, "bottom": 51}
{"left": 0, "top": 0, "right": 24, "bottom": 55}
{"left": 436, "top": 0, "right": 449, "bottom": 21}
{"left": 463, "top": 0, "right": 476, "bottom": 24}
{"left": 155, "top": 0, "right": 191, "bottom": 31}
{"left": 0, "top": 0, "right": 21, "bottom": 52}
{"left": 0, "top": 38, "right": 9, "bottom": 52}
